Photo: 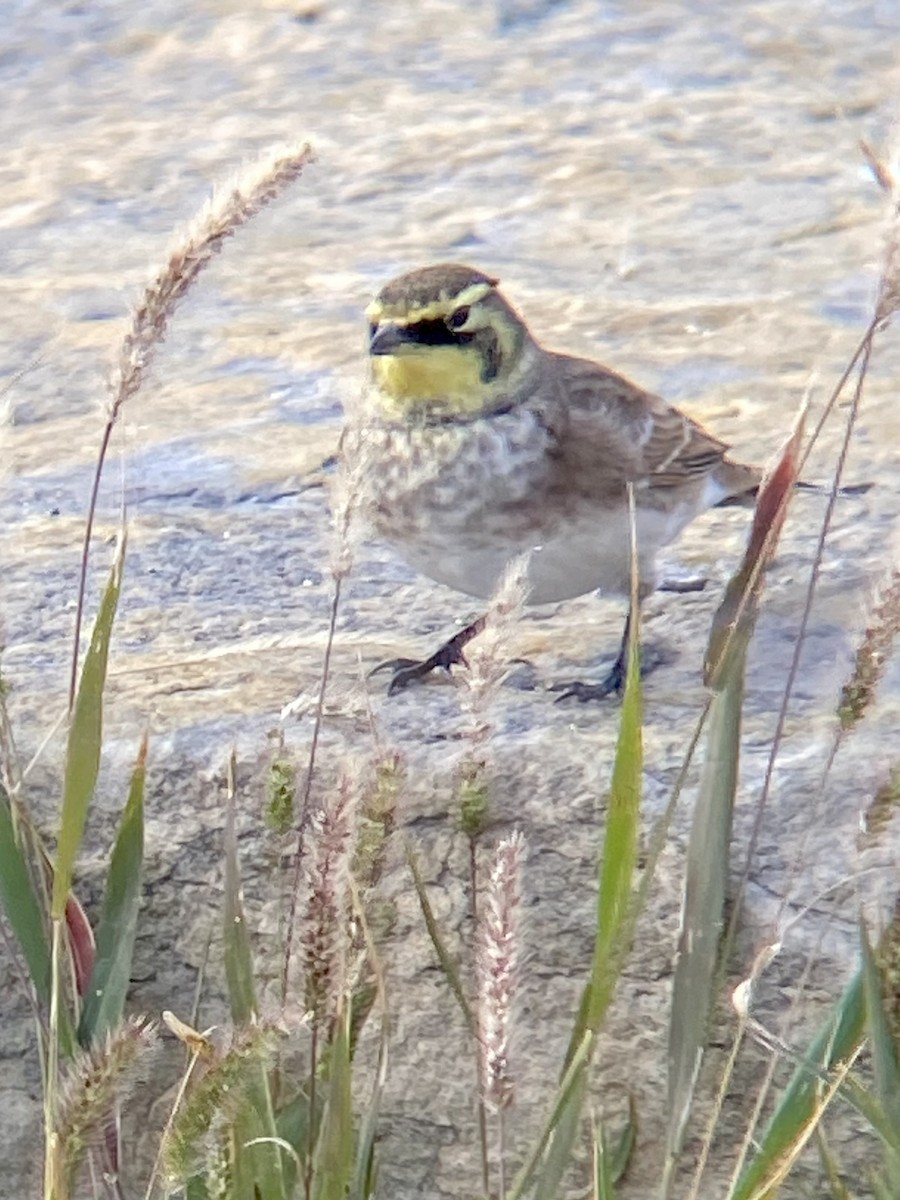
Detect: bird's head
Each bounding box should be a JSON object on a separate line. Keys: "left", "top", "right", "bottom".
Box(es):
{"left": 365, "top": 264, "right": 535, "bottom": 420}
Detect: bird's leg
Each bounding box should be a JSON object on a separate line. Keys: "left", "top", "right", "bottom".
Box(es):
{"left": 550, "top": 604, "right": 636, "bottom": 703}
{"left": 371, "top": 616, "right": 486, "bottom": 695}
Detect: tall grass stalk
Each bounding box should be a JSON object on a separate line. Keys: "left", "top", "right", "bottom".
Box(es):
{"left": 457, "top": 555, "right": 530, "bottom": 1191}
{"left": 737, "top": 141, "right": 900, "bottom": 939}
{"left": 281, "top": 411, "right": 366, "bottom": 1010}
{"left": 69, "top": 143, "right": 315, "bottom": 712}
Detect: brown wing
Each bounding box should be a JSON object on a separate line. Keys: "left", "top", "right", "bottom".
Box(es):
{"left": 541, "top": 351, "right": 756, "bottom": 502}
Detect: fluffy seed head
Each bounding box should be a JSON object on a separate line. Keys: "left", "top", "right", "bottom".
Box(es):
{"left": 478, "top": 831, "right": 526, "bottom": 1112}
{"left": 300, "top": 771, "right": 360, "bottom": 1023}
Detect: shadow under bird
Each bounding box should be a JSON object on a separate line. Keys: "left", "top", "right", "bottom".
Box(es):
{"left": 346, "top": 263, "right": 867, "bottom": 701}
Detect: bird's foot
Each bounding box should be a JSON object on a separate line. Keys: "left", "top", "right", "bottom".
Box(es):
{"left": 370, "top": 625, "right": 477, "bottom": 695}
{"left": 550, "top": 658, "right": 626, "bottom": 704}
{"left": 549, "top": 643, "right": 672, "bottom": 703}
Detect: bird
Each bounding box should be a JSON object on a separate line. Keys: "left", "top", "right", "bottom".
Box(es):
{"left": 344, "top": 262, "right": 861, "bottom": 701}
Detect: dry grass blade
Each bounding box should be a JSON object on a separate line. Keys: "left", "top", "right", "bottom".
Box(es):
{"left": 705, "top": 402, "right": 806, "bottom": 690}
{"left": 725, "top": 249, "right": 885, "bottom": 1053}
{"left": 731, "top": 969, "right": 867, "bottom": 1200}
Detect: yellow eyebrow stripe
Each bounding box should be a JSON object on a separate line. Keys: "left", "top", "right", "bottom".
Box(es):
{"left": 366, "top": 280, "right": 494, "bottom": 323}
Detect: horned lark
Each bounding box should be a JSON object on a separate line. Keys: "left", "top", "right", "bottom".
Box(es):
{"left": 347, "top": 263, "right": 848, "bottom": 699}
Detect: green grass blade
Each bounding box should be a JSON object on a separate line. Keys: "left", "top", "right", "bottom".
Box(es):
{"left": 223, "top": 752, "right": 257, "bottom": 1025}
{"left": 185, "top": 1177, "right": 210, "bottom": 1200}
{"left": 275, "top": 1089, "right": 312, "bottom": 1196}
{"left": 78, "top": 735, "right": 146, "bottom": 1046}
{"left": 538, "top": 547, "right": 642, "bottom": 1195}
{"left": 815, "top": 1127, "right": 854, "bottom": 1200}
{"left": 608, "top": 1093, "right": 638, "bottom": 1182}
{"left": 732, "top": 970, "right": 866, "bottom": 1200}
{"left": 533, "top": 1065, "right": 588, "bottom": 1200}
{"left": 52, "top": 538, "right": 125, "bottom": 918}
{"left": 594, "top": 1119, "right": 616, "bottom": 1200}
{"left": 665, "top": 664, "right": 743, "bottom": 1173}
{"left": 313, "top": 1007, "right": 353, "bottom": 1200}
{"left": 221, "top": 755, "right": 287, "bottom": 1200}
{"left": 231, "top": 1108, "right": 266, "bottom": 1200}
{"left": 565, "top": 599, "right": 643, "bottom": 1068}
{"left": 507, "top": 1030, "right": 593, "bottom": 1200}
{"left": 0, "top": 780, "right": 51, "bottom": 1002}
{"left": 348, "top": 890, "right": 388, "bottom": 1200}
{"left": 860, "top": 923, "right": 900, "bottom": 1185}
{"left": 595, "top": 1103, "right": 637, "bottom": 1200}
{"left": 235, "top": 1094, "right": 290, "bottom": 1200}
{"left": 588, "top": 613, "right": 642, "bottom": 1030}
{"left": 667, "top": 426, "right": 803, "bottom": 1188}
{"left": 405, "top": 840, "right": 474, "bottom": 1034}
{"left": 861, "top": 923, "right": 900, "bottom": 1135}
{"left": 839, "top": 1074, "right": 900, "bottom": 1151}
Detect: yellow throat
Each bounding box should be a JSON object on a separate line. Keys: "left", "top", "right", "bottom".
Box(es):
{"left": 370, "top": 345, "right": 490, "bottom": 419}
{"left": 365, "top": 267, "right": 529, "bottom": 421}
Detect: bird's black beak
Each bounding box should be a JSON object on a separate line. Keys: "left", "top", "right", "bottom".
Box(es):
{"left": 369, "top": 323, "right": 412, "bottom": 356}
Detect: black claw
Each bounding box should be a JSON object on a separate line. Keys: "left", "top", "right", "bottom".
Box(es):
{"left": 430, "top": 637, "right": 470, "bottom": 672}
{"left": 369, "top": 657, "right": 420, "bottom": 679}
{"left": 372, "top": 617, "right": 486, "bottom": 697}
{"left": 386, "top": 662, "right": 434, "bottom": 696}
{"left": 369, "top": 657, "right": 436, "bottom": 695}
{"left": 550, "top": 662, "right": 625, "bottom": 704}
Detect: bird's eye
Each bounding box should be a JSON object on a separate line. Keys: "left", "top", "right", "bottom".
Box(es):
{"left": 446, "top": 306, "right": 470, "bottom": 331}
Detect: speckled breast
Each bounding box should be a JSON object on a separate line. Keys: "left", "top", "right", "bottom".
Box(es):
{"left": 361, "top": 407, "right": 558, "bottom": 552}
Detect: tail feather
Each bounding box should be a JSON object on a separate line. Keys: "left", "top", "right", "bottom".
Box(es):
{"left": 714, "top": 474, "right": 872, "bottom": 509}
{"left": 794, "top": 479, "right": 873, "bottom": 497}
